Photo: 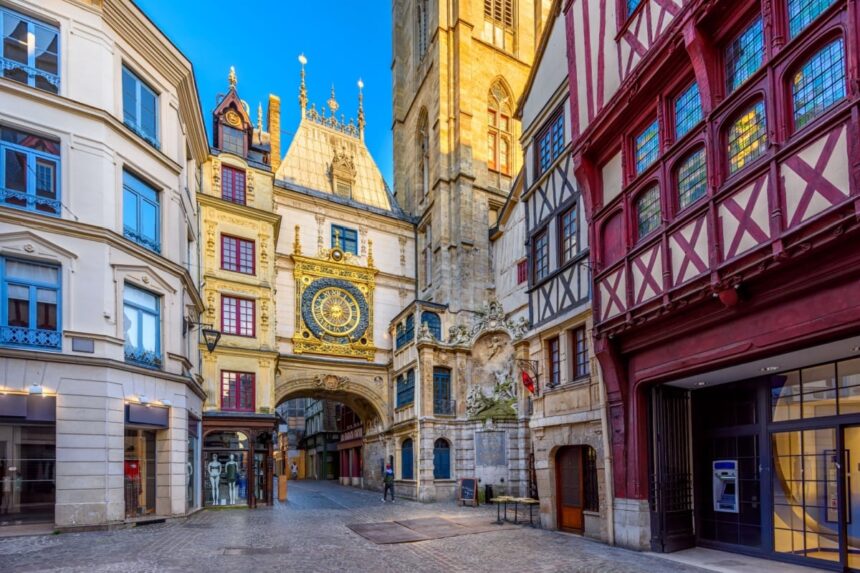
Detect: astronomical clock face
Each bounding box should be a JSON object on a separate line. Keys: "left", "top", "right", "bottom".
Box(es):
{"left": 301, "top": 278, "right": 370, "bottom": 344}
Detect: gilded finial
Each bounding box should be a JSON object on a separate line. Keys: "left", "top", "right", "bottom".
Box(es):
{"left": 298, "top": 54, "right": 308, "bottom": 115}
{"left": 367, "top": 239, "right": 375, "bottom": 268}
{"left": 293, "top": 225, "right": 302, "bottom": 256}
{"left": 327, "top": 85, "right": 339, "bottom": 115}
{"left": 357, "top": 78, "right": 365, "bottom": 140}
{"left": 228, "top": 66, "right": 237, "bottom": 89}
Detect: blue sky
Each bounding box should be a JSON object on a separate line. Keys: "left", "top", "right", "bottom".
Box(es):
{"left": 135, "top": 0, "right": 394, "bottom": 184}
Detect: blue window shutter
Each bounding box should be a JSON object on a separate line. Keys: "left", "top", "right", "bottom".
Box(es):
{"left": 402, "top": 439, "right": 414, "bottom": 480}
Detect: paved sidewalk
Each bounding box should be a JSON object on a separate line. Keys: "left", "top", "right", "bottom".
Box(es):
{"left": 0, "top": 480, "right": 711, "bottom": 573}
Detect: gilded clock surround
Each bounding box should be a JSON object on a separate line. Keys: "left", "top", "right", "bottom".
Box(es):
{"left": 292, "top": 225, "right": 377, "bottom": 361}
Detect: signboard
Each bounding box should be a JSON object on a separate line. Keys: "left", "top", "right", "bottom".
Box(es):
{"left": 475, "top": 431, "right": 506, "bottom": 466}
{"left": 458, "top": 477, "right": 478, "bottom": 507}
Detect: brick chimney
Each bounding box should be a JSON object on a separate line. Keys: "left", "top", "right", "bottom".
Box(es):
{"left": 268, "top": 94, "right": 281, "bottom": 172}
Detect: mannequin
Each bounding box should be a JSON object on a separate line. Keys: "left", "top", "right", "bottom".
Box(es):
{"left": 207, "top": 454, "right": 222, "bottom": 505}
{"left": 225, "top": 454, "right": 239, "bottom": 505}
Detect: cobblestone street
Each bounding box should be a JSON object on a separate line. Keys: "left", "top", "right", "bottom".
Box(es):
{"left": 0, "top": 481, "right": 710, "bottom": 573}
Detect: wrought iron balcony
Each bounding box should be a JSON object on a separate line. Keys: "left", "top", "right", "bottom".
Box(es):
{"left": 123, "top": 226, "right": 161, "bottom": 253}
{"left": 0, "top": 58, "right": 60, "bottom": 93}
{"left": 0, "top": 326, "right": 61, "bottom": 350}
{"left": 124, "top": 346, "right": 162, "bottom": 370}
{"left": 0, "top": 187, "right": 61, "bottom": 217}
{"left": 434, "top": 398, "right": 456, "bottom": 416}
{"left": 123, "top": 120, "right": 160, "bottom": 149}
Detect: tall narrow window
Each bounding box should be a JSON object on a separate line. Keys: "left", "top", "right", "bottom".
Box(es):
{"left": 792, "top": 38, "right": 845, "bottom": 130}
{"left": 418, "top": 110, "right": 430, "bottom": 197}
{"left": 221, "top": 165, "right": 246, "bottom": 205}
{"left": 401, "top": 438, "right": 414, "bottom": 480}
{"left": 634, "top": 120, "right": 660, "bottom": 175}
{"left": 573, "top": 326, "right": 590, "bottom": 378}
{"left": 517, "top": 260, "right": 528, "bottom": 284}
{"left": 583, "top": 446, "right": 599, "bottom": 511}
{"left": 221, "top": 371, "right": 255, "bottom": 412}
{"left": 123, "top": 284, "right": 160, "bottom": 369}
{"left": 0, "top": 257, "right": 60, "bottom": 350}
{"left": 433, "top": 367, "right": 453, "bottom": 416}
{"left": 488, "top": 81, "right": 513, "bottom": 176}
{"left": 222, "top": 296, "right": 255, "bottom": 337}
{"left": 728, "top": 101, "right": 767, "bottom": 174}
{"left": 122, "top": 66, "right": 159, "bottom": 147}
{"left": 421, "top": 311, "right": 442, "bottom": 340}
{"left": 221, "top": 235, "right": 255, "bottom": 275}
{"left": 220, "top": 125, "right": 245, "bottom": 156}
{"left": 331, "top": 224, "right": 358, "bottom": 255}
{"left": 0, "top": 125, "right": 60, "bottom": 215}
{"left": 397, "top": 369, "right": 415, "bottom": 407}
{"left": 533, "top": 229, "right": 549, "bottom": 281}
{"left": 417, "top": 0, "right": 430, "bottom": 59}
{"left": 636, "top": 186, "right": 662, "bottom": 239}
{"left": 0, "top": 7, "right": 60, "bottom": 93}
{"left": 537, "top": 109, "right": 565, "bottom": 175}
{"left": 547, "top": 337, "right": 561, "bottom": 387}
{"left": 674, "top": 82, "right": 703, "bottom": 139}
{"left": 123, "top": 171, "right": 160, "bottom": 253}
{"left": 433, "top": 439, "right": 451, "bottom": 479}
{"left": 424, "top": 224, "right": 433, "bottom": 289}
{"left": 788, "top": 0, "right": 837, "bottom": 38}
{"left": 560, "top": 206, "right": 578, "bottom": 264}
{"left": 676, "top": 148, "right": 708, "bottom": 210}
{"left": 725, "top": 17, "right": 764, "bottom": 94}
{"left": 484, "top": 0, "right": 514, "bottom": 50}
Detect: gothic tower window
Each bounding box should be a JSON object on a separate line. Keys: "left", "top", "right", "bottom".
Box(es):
{"left": 488, "top": 80, "right": 513, "bottom": 176}
{"left": 418, "top": 108, "right": 430, "bottom": 198}
{"left": 423, "top": 223, "right": 432, "bottom": 290}
{"left": 484, "top": 0, "right": 514, "bottom": 51}
{"left": 416, "top": 0, "right": 430, "bottom": 61}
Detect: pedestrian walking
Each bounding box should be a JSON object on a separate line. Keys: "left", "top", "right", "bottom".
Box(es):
{"left": 382, "top": 463, "right": 395, "bottom": 502}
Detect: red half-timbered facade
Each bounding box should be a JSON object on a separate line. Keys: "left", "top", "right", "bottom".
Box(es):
{"left": 566, "top": 0, "right": 860, "bottom": 567}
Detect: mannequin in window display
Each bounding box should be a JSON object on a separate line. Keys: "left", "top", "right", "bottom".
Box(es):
{"left": 207, "top": 454, "right": 222, "bottom": 505}
{"left": 225, "top": 454, "right": 239, "bottom": 505}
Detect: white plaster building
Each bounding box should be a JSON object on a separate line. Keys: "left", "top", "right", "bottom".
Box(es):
{"left": 0, "top": 0, "right": 208, "bottom": 530}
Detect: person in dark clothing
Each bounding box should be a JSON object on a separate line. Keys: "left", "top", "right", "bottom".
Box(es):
{"left": 382, "top": 463, "right": 395, "bottom": 502}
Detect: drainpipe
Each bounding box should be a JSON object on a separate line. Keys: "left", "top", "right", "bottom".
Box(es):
{"left": 599, "top": 371, "right": 616, "bottom": 546}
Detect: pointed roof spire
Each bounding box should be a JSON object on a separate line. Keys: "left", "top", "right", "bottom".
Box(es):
{"left": 357, "top": 78, "right": 366, "bottom": 141}
{"left": 298, "top": 54, "right": 308, "bottom": 116}
{"left": 228, "top": 66, "right": 237, "bottom": 89}
{"left": 257, "top": 102, "right": 263, "bottom": 131}
{"left": 328, "top": 84, "right": 339, "bottom": 115}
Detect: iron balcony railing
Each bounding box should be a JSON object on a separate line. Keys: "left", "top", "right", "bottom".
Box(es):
{"left": 0, "top": 326, "right": 61, "bottom": 350}
{"left": 1, "top": 187, "right": 61, "bottom": 216}
{"left": 124, "top": 345, "right": 162, "bottom": 370}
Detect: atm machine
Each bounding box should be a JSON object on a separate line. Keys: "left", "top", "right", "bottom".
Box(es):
{"left": 713, "top": 460, "right": 739, "bottom": 513}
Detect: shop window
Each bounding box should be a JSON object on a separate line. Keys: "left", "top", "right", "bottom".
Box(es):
{"left": 788, "top": 0, "right": 837, "bottom": 38}
{"left": 533, "top": 229, "right": 549, "bottom": 281}
{"left": 124, "top": 429, "right": 156, "bottom": 518}
{"left": 221, "top": 371, "right": 255, "bottom": 412}
{"left": 122, "top": 66, "right": 159, "bottom": 147}
{"left": 573, "top": 326, "right": 590, "bottom": 379}
{"left": 421, "top": 311, "right": 442, "bottom": 340}
{"left": 792, "top": 38, "right": 845, "bottom": 130}
{"left": 401, "top": 438, "right": 414, "bottom": 480}
{"left": 488, "top": 81, "right": 513, "bottom": 175}
{"left": 634, "top": 120, "right": 660, "bottom": 175}
{"left": 222, "top": 296, "right": 254, "bottom": 337}
{"left": 0, "top": 425, "right": 55, "bottom": 523}
{"left": 123, "top": 284, "right": 161, "bottom": 369}
{"left": 123, "top": 170, "right": 160, "bottom": 253}
{"left": 676, "top": 148, "right": 708, "bottom": 210}
{"left": 221, "top": 165, "right": 246, "bottom": 205}
{"left": 560, "top": 205, "right": 578, "bottom": 264}
{"left": 725, "top": 17, "right": 764, "bottom": 94}
{"left": 547, "top": 336, "right": 560, "bottom": 388}
{"left": 728, "top": 100, "right": 767, "bottom": 174}
{"left": 536, "top": 109, "right": 565, "bottom": 176}
{"left": 770, "top": 359, "right": 860, "bottom": 421}
{"left": 331, "top": 224, "right": 358, "bottom": 255}
{"left": 433, "top": 367, "right": 453, "bottom": 416}
{"left": 0, "top": 6, "right": 60, "bottom": 93}
{"left": 635, "top": 185, "right": 661, "bottom": 239}
{"left": 0, "top": 257, "right": 60, "bottom": 350}
{"left": 674, "top": 82, "right": 703, "bottom": 140}
{"left": 203, "top": 432, "right": 250, "bottom": 507}
{"left": 433, "top": 439, "right": 451, "bottom": 479}
{"left": 0, "top": 125, "right": 61, "bottom": 216}
{"left": 517, "top": 259, "right": 528, "bottom": 284}
{"left": 221, "top": 235, "right": 255, "bottom": 275}
{"left": 583, "top": 446, "right": 599, "bottom": 512}
{"left": 220, "top": 125, "right": 245, "bottom": 157}
{"left": 397, "top": 369, "right": 415, "bottom": 408}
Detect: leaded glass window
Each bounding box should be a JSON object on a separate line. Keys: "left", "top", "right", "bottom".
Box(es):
{"left": 725, "top": 17, "right": 764, "bottom": 94}
{"left": 728, "top": 101, "right": 767, "bottom": 174}
{"left": 788, "top": 0, "right": 837, "bottom": 38}
{"left": 220, "top": 125, "right": 245, "bottom": 156}
{"left": 636, "top": 186, "right": 661, "bottom": 239}
{"left": 674, "top": 82, "right": 703, "bottom": 139}
{"left": 635, "top": 120, "right": 660, "bottom": 175}
{"left": 677, "top": 148, "right": 708, "bottom": 210}
{"left": 792, "top": 38, "right": 845, "bottom": 130}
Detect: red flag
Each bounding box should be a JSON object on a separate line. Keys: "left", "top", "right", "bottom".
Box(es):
{"left": 521, "top": 370, "right": 535, "bottom": 394}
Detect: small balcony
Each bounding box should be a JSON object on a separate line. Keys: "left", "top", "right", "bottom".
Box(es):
{"left": 1, "top": 57, "right": 60, "bottom": 94}
{"left": 433, "top": 398, "right": 456, "bottom": 417}
{"left": 124, "top": 345, "right": 162, "bottom": 370}
{"left": 0, "top": 326, "right": 61, "bottom": 350}
{"left": 0, "top": 188, "right": 61, "bottom": 217}
{"left": 123, "top": 226, "right": 161, "bottom": 254}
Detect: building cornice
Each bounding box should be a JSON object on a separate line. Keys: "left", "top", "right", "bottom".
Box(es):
{"left": 197, "top": 193, "right": 282, "bottom": 233}
{"left": 273, "top": 185, "right": 416, "bottom": 230}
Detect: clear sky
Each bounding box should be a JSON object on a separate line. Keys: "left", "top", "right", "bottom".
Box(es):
{"left": 134, "top": 0, "right": 394, "bottom": 184}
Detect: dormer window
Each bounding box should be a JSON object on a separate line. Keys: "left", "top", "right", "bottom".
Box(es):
{"left": 220, "top": 125, "right": 245, "bottom": 157}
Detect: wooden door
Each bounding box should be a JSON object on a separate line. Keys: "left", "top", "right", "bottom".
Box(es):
{"left": 556, "top": 446, "right": 584, "bottom": 532}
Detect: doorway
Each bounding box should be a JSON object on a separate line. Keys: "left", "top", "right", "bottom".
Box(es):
{"left": 556, "top": 446, "right": 584, "bottom": 532}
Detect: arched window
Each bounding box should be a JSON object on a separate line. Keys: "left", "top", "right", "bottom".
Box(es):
{"left": 792, "top": 38, "right": 845, "bottom": 130}
{"left": 635, "top": 185, "right": 661, "bottom": 240}
{"left": 727, "top": 100, "right": 767, "bottom": 174}
{"left": 418, "top": 109, "right": 430, "bottom": 198}
{"left": 421, "top": 311, "right": 441, "bottom": 340}
{"left": 488, "top": 80, "right": 513, "bottom": 176}
{"left": 401, "top": 438, "right": 414, "bottom": 480}
{"left": 416, "top": 0, "right": 430, "bottom": 59}
{"left": 433, "top": 438, "right": 451, "bottom": 479}
{"left": 676, "top": 148, "right": 707, "bottom": 211}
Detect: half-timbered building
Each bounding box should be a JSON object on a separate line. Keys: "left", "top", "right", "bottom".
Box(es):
{"left": 517, "top": 0, "right": 610, "bottom": 541}
{"left": 566, "top": 0, "right": 860, "bottom": 567}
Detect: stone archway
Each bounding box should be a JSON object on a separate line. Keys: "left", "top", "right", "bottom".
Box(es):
{"left": 274, "top": 373, "right": 389, "bottom": 429}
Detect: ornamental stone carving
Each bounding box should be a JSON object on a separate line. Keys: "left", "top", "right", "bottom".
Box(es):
{"left": 446, "top": 299, "right": 529, "bottom": 346}
{"left": 314, "top": 374, "right": 349, "bottom": 392}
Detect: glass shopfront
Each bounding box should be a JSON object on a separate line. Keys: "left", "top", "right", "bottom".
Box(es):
{"left": 124, "top": 429, "right": 156, "bottom": 518}
{"left": 187, "top": 416, "right": 199, "bottom": 511}
{"left": 0, "top": 424, "right": 55, "bottom": 526}
{"left": 203, "top": 431, "right": 249, "bottom": 507}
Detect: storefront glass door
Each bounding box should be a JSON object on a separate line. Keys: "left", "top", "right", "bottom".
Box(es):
{"left": 842, "top": 426, "right": 860, "bottom": 569}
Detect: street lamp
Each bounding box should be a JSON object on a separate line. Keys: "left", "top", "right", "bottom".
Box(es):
{"left": 186, "top": 318, "right": 221, "bottom": 353}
